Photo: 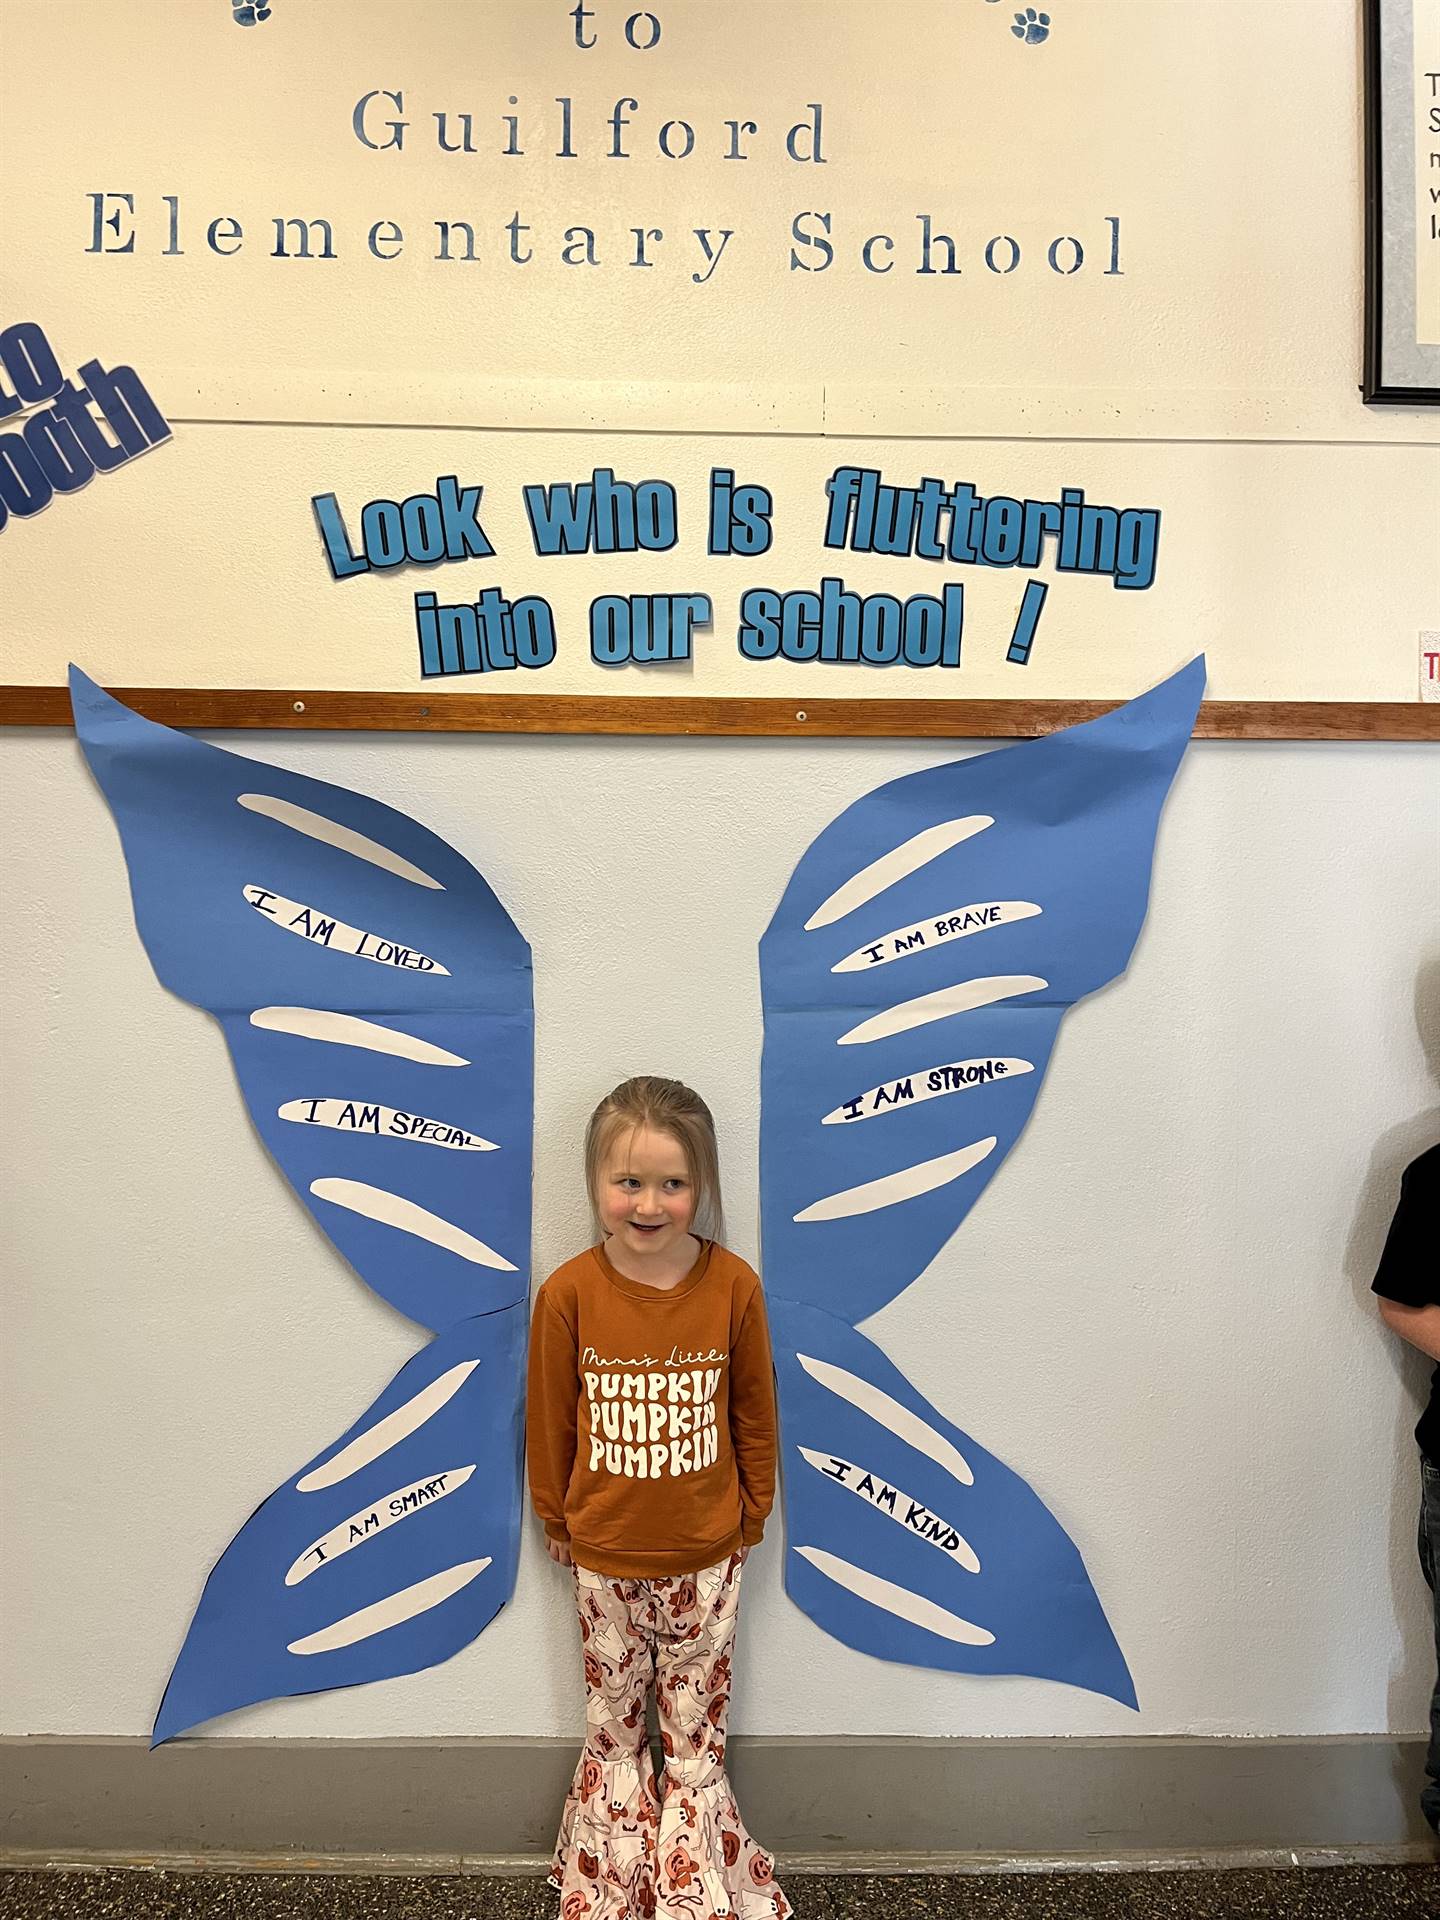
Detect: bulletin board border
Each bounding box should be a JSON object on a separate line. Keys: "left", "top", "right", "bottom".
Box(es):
{"left": 1, "top": 688, "right": 1436, "bottom": 741}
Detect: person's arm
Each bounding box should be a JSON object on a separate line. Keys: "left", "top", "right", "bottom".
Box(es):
{"left": 1377, "top": 1298, "right": 1440, "bottom": 1363}
{"left": 730, "top": 1285, "right": 779, "bottom": 1548}
{"left": 1372, "top": 1149, "right": 1439, "bottom": 1360}
{"left": 526, "top": 1290, "right": 579, "bottom": 1562}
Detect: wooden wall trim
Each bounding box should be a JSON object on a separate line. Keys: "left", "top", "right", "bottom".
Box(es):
{"left": 1, "top": 685, "right": 1436, "bottom": 742}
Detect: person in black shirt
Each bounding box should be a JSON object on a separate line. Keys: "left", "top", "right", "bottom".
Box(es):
{"left": 1373, "top": 1143, "right": 1440, "bottom": 1834}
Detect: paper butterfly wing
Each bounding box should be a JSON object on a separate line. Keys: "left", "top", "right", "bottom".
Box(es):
{"left": 769, "top": 1298, "right": 1135, "bottom": 1707}
{"left": 759, "top": 658, "right": 1205, "bottom": 1327}
{"left": 70, "top": 669, "right": 534, "bottom": 1737}
{"left": 70, "top": 666, "right": 532, "bottom": 1333}
{"left": 152, "top": 1304, "right": 526, "bottom": 1744}
{"left": 760, "top": 661, "right": 1203, "bottom": 1700}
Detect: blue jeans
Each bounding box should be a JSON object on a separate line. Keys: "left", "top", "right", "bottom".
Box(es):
{"left": 1419, "top": 1457, "right": 1440, "bottom": 1832}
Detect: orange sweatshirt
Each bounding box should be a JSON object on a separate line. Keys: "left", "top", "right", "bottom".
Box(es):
{"left": 526, "top": 1240, "right": 779, "bottom": 1578}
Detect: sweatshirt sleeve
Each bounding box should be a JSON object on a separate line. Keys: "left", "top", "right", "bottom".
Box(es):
{"left": 730, "top": 1281, "right": 779, "bottom": 1546}
{"left": 526, "top": 1288, "right": 579, "bottom": 1541}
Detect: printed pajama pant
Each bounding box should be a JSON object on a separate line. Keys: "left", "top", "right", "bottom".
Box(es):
{"left": 549, "top": 1551, "right": 791, "bottom": 1920}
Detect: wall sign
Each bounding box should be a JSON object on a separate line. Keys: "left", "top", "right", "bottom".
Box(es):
{"left": 0, "top": 3, "right": 1434, "bottom": 730}
{"left": 1364, "top": 0, "right": 1440, "bottom": 402}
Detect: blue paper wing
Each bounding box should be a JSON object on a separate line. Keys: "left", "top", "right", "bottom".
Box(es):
{"left": 152, "top": 1302, "right": 526, "bottom": 1744}
{"left": 760, "top": 663, "right": 1202, "bottom": 1700}
{"left": 759, "top": 658, "right": 1204, "bottom": 1325}
{"left": 769, "top": 1297, "right": 1135, "bottom": 1708}
{"left": 70, "top": 668, "right": 535, "bottom": 1734}
{"left": 70, "top": 667, "right": 533, "bottom": 1331}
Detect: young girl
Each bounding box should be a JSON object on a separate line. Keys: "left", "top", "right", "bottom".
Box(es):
{"left": 527, "top": 1076, "right": 791, "bottom": 1920}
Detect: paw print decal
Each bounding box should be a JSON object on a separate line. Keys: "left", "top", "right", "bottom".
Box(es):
{"left": 231, "top": 1, "right": 273, "bottom": 24}
{"left": 1012, "top": 7, "right": 1050, "bottom": 42}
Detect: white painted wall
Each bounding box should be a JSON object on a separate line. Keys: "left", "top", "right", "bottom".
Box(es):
{"left": 1, "top": 727, "right": 1436, "bottom": 1743}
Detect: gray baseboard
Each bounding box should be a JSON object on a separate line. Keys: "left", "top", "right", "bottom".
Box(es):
{"left": 1, "top": 1734, "right": 1433, "bottom": 1866}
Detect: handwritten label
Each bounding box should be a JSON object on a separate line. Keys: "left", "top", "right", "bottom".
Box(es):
{"left": 243, "top": 885, "right": 449, "bottom": 973}
{"left": 822, "top": 1055, "right": 1033, "bottom": 1125}
{"left": 798, "top": 1447, "right": 979, "bottom": 1572}
{"left": 832, "top": 900, "right": 1041, "bottom": 973}
{"left": 278, "top": 1098, "right": 495, "bottom": 1150}
{"left": 285, "top": 1464, "right": 475, "bottom": 1585}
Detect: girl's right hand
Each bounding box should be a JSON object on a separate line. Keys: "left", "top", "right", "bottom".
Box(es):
{"left": 546, "top": 1534, "right": 573, "bottom": 1567}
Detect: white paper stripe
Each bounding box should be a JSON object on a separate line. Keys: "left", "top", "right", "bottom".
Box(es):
{"left": 237, "top": 794, "right": 445, "bottom": 889}
{"left": 794, "top": 1137, "right": 996, "bottom": 1222}
{"left": 250, "top": 1007, "right": 469, "bottom": 1067}
{"left": 296, "top": 1361, "right": 481, "bottom": 1492}
{"left": 279, "top": 1099, "right": 496, "bottom": 1151}
{"left": 244, "top": 887, "right": 449, "bottom": 976}
{"left": 310, "top": 1178, "right": 517, "bottom": 1271}
{"left": 832, "top": 901, "right": 1041, "bottom": 973}
{"left": 822, "top": 1057, "right": 1033, "bottom": 1125}
{"left": 797, "top": 1447, "right": 980, "bottom": 1572}
{"left": 286, "top": 1558, "right": 491, "bottom": 1654}
{"left": 796, "top": 1354, "right": 975, "bottom": 1486}
{"left": 286, "top": 1465, "right": 477, "bottom": 1585}
{"left": 839, "top": 975, "right": 1048, "bottom": 1046}
{"left": 795, "top": 1547, "right": 994, "bottom": 1646}
{"left": 803, "top": 817, "right": 993, "bottom": 931}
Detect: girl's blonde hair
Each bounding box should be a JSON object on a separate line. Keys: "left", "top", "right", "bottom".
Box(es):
{"left": 584, "top": 1076, "right": 724, "bottom": 1243}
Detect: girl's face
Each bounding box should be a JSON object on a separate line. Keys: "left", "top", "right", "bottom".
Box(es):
{"left": 596, "top": 1124, "right": 698, "bottom": 1262}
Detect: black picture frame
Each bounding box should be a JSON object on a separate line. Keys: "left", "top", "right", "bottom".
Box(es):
{"left": 1363, "top": 0, "right": 1440, "bottom": 403}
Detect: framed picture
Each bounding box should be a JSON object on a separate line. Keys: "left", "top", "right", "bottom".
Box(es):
{"left": 1364, "top": 0, "right": 1440, "bottom": 402}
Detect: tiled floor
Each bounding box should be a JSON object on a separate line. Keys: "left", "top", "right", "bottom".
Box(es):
{"left": 2, "top": 1869, "right": 1439, "bottom": 1919}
